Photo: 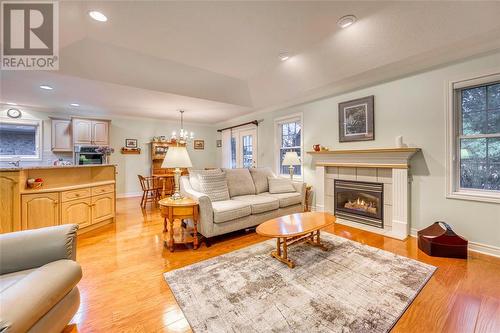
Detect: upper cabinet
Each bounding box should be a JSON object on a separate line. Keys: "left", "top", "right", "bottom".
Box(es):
{"left": 92, "top": 121, "right": 109, "bottom": 145}
{"left": 72, "top": 118, "right": 110, "bottom": 146}
{"left": 72, "top": 118, "right": 92, "bottom": 145}
{"left": 50, "top": 118, "right": 72, "bottom": 152}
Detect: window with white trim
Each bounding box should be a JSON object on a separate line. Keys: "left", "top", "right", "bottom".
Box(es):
{"left": 275, "top": 114, "right": 302, "bottom": 177}
{"left": 0, "top": 119, "right": 42, "bottom": 161}
{"left": 449, "top": 73, "right": 500, "bottom": 201}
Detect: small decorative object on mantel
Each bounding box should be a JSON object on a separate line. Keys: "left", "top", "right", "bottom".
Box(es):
{"left": 418, "top": 222, "right": 468, "bottom": 259}
{"left": 339, "top": 95, "right": 374, "bottom": 142}
{"left": 320, "top": 146, "right": 330, "bottom": 151}
{"left": 395, "top": 135, "right": 407, "bottom": 148}
{"left": 95, "top": 146, "right": 115, "bottom": 164}
{"left": 121, "top": 147, "right": 141, "bottom": 154}
{"left": 193, "top": 140, "right": 204, "bottom": 150}
{"left": 313, "top": 144, "right": 321, "bottom": 152}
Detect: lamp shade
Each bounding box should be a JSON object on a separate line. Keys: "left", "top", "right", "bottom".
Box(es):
{"left": 282, "top": 151, "right": 300, "bottom": 166}
{"left": 161, "top": 146, "right": 193, "bottom": 168}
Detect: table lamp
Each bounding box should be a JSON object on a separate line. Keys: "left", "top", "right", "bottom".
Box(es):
{"left": 161, "top": 146, "right": 192, "bottom": 200}
{"left": 282, "top": 151, "right": 300, "bottom": 180}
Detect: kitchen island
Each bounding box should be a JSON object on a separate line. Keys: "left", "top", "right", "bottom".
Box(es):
{"left": 0, "top": 164, "right": 116, "bottom": 234}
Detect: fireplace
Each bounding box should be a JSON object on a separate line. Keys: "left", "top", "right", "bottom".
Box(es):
{"left": 334, "top": 180, "right": 384, "bottom": 228}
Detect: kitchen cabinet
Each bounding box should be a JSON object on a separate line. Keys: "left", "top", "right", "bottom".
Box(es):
{"left": 91, "top": 193, "right": 115, "bottom": 224}
{"left": 92, "top": 121, "right": 109, "bottom": 145}
{"left": 21, "top": 192, "right": 60, "bottom": 230}
{"left": 51, "top": 118, "right": 72, "bottom": 152}
{"left": 0, "top": 172, "right": 21, "bottom": 233}
{"left": 72, "top": 118, "right": 110, "bottom": 146}
{"left": 72, "top": 118, "right": 93, "bottom": 145}
{"left": 2, "top": 165, "right": 116, "bottom": 235}
{"left": 61, "top": 198, "right": 92, "bottom": 228}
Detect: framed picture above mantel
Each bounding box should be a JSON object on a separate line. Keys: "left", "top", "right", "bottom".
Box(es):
{"left": 339, "top": 95, "right": 374, "bottom": 142}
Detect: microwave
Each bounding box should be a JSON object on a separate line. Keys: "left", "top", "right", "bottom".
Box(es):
{"left": 74, "top": 146, "right": 105, "bottom": 165}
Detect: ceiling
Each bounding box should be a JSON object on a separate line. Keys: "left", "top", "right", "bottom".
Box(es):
{"left": 1, "top": 1, "right": 500, "bottom": 123}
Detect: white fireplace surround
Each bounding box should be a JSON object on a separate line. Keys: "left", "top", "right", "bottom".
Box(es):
{"left": 310, "top": 148, "right": 420, "bottom": 240}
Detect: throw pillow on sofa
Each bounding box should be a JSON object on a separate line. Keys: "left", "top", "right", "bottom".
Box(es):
{"left": 223, "top": 168, "right": 256, "bottom": 197}
{"left": 249, "top": 167, "right": 275, "bottom": 194}
{"left": 189, "top": 168, "right": 222, "bottom": 191}
{"left": 198, "top": 172, "right": 230, "bottom": 202}
{"left": 268, "top": 177, "right": 296, "bottom": 194}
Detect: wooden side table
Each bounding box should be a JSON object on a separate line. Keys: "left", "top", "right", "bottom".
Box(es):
{"left": 305, "top": 185, "right": 312, "bottom": 212}
{"left": 158, "top": 197, "right": 199, "bottom": 252}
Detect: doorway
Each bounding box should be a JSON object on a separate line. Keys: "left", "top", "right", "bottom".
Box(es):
{"left": 230, "top": 127, "right": 257, "bottom": 168}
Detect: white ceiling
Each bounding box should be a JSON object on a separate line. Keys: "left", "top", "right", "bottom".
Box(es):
{"left": 1, "top": 1, "right": 500, "bottom": 123}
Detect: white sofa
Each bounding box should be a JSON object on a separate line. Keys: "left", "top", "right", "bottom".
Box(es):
{"left": 180, "top": 167, "right": 306, "bottom": 239}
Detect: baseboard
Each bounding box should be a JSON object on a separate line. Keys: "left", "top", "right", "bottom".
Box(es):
{"left": 116, "top": 191, "right": 142, "bottom": 198}
{"left": 410, "top": 228, "right": 500, "bottom": 258}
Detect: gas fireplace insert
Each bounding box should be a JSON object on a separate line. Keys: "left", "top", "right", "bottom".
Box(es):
{"left": 334, "top": 180, "right": 384, "bottom": 228}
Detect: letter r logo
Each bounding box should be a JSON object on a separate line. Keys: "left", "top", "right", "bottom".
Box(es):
{"left": 2, "top": 2, "right": 54, "bottom": 55}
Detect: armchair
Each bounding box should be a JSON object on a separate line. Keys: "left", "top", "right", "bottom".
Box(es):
{"left": 0, "top": 224, "right": 82, "bottom": 333}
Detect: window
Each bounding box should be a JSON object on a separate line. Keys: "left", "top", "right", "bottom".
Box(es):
{"left": 0, "top": 119, "right": 42, "bottom": 161}
{"left": 275, "top": 114, "right": 302, "bottom": 177}
{"left": 447, "top": 72, "right": 500, "bottom": 202}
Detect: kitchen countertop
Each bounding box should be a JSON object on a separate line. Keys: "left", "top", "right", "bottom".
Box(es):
{"left": 0, "top": 164, "right": 117, "bottom": 172}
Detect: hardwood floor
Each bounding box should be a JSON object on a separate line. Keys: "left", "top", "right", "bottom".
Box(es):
{"left": 65, "top": 197, "right": 500, "bottom": 332}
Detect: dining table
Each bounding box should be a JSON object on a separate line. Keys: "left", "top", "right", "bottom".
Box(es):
{"left": 152, "top": 173, "right": 174, "bottom": 198}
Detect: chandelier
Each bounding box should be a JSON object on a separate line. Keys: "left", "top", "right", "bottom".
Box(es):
{"left": 171, "top": 110, "right": 194, "bottom": 144}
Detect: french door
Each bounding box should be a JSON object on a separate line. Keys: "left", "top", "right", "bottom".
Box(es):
{"left": 231, "top": 128, "right": 257, "bottom": 168}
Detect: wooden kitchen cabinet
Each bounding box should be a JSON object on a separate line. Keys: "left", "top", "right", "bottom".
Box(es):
{"left": 72, "top": 118, "right": 93, "bottom": 145}
{"left": 91, "top": 193, "right": 115, "bottom": 223}
{"left": 51, "top": 118, "right": 72, "bottom": 152}
{"left": 61, "top": 198, "right": 92, "bottom": 228}
{"left": 72, "top": 118, "right": 110, "bottom": 145}
{"left": 92, "top": 121, "right": 109, "bottom": 145}
{"left": 0, "top": 172, "right": 21, "bottom": 233}
{"left": 21, "top": 192, "right": 60, "bottom": 230}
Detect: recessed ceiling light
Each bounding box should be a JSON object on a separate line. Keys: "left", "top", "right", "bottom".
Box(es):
{"left": 70, "top": 103, "right": 80, "bottom": 107}
{"left": 279, "top": 53, "right": 290, "bottom": 62}
{"left": 6, "top": 102, "right": 17, "bottom": 106}
{"left": 39, "top": 85, "right": 53, "bottom": 90}
{"left": 89, "top": 11, "right": 107, "bottom": 22}
{"left": 338, "top": 15, "right": 357, "bottom": 29}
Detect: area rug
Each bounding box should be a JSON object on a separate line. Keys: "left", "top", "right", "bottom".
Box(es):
{"left": 164, "top": 233, "right": 436, "bottom": 333}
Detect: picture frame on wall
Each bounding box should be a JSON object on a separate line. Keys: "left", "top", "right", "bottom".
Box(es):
{"left": 125, "top": 139, "right": 138, "bottom": 148}
{"left": 216, "top": 139, "right": 222, "bottom": 148}
{"left": 194, "top": 140, "right": 205, "bottom": 150}
{"left": 338, "top": 95, "right": 374, "bottom": 142}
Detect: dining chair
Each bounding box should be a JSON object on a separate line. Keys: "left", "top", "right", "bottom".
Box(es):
{"left": 138, "top": 175, "right": 162, "bottom": 208}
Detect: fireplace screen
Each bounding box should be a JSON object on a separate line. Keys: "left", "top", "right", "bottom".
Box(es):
{"left": 334, "top": 180, "right": 384, "bottom": 228}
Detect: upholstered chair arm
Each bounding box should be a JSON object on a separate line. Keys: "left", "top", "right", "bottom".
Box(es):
{"left": 180, "top": 176, "right": 214, "bottom": 233}
{"left": 292, "top": 181, "right": 307, "bottom": 207}
{"left": 0, "top": 224, "right": 78, "bottom": 275}
{"left": 0, "top": 260, "right": 82, "bottom": 333}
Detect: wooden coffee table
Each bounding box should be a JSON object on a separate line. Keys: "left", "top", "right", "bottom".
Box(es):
{"left": 256, "top": 212, "right": 336, "bottom": 268}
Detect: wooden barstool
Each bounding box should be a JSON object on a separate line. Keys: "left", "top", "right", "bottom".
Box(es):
{"left": 138, "top": 175, "right": 162, "bottom": 208}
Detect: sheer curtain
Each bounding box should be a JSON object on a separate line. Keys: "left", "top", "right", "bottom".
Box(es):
{"left": 221, "top": 129, "right": 232, "bottom": 168}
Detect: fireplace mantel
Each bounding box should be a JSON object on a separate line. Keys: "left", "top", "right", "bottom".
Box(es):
{"left": 308, "top": 147, "right": 421, "bottom": 169}
{"left": 312, "top": 147, "right": 421, "bottom": 240}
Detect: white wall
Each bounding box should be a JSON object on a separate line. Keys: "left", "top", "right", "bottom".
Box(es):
{"left": 216, "top": 51, "right": 500, "bottom": 248}
{"left": 0, "top": 108, "right": 218, "bottom": 196}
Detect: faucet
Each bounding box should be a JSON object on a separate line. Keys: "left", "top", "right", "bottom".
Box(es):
{"left": 8, "top": 159, "right": 20, "bottom": 167}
